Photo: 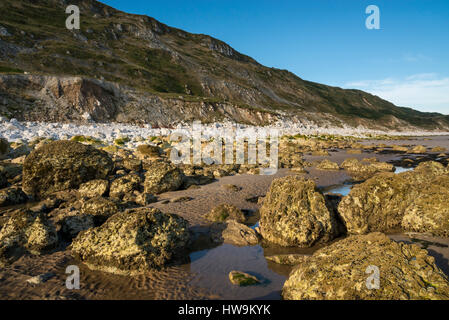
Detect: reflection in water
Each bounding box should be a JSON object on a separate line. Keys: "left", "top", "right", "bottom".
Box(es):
{"left": 322, "top": 166, "right": 415, "bottom": 196}
{"left": 324, "top": 184, "right": 352, "bottom": 196}
{"left": 250, "top": 221, "right": 259, "bottom": 230}
{"left": 187, "top": 244, "right": 288, "bottom": 300}
{"left": 395, "top": 166, "right": 414, "bottom": 174}
{"left": 186, "top": 237, "right": 329, "bottom": 300}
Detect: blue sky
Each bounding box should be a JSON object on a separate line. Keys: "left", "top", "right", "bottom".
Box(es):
{"left": 100, "top": 0, "right": 449, "bottom": 114}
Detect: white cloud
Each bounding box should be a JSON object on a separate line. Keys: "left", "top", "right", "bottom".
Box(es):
{"left": 344, "top": 73, "right": 449, "bottom": 115}
{"left": 402, "top": 53, "right": 431, "bottom": 63}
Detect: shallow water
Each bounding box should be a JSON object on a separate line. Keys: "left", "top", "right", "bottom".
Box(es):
{"left": 186, "top": 244, "right": 288, "bottom": 300}
{"left": 181, "top": 164, "right": 437, "bottom": 299}
{"left": 324, "top": 184, "right": 352, "bottom": 196}
{"left": 394, "top": 166, "right": 414, "bottom": 174}
{"left": 322, "top": 166, "right": 415, "bottom": 196}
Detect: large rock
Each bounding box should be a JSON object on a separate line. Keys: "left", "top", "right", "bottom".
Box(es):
{"left": 70, "top": 208, "right": 190, "bottom": 274}
{"left": 259, "top": 176, "right": 339, "bottom": 247}
{"left": 282, "top": 233, "right": 449, "bottom": 300}
{"left": 22, "top": 141, "right": 114, "bottom": 199}
{"left": 0, "top": 211, "right": 58, "bottom": 265}
{"left": 338, "top": 161, "right": 448, "bottom": 234}
{"left": 341, "top": 158, "right": 394, "bottom": 181}
{"left": 143, "top": 161, "right": 184, "bottom": 194}
{"left": 402, "top": 176, "right": 449, "bottom": 237}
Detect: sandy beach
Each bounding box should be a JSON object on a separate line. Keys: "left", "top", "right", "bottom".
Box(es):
{"left": 1, "top": 135, "right": 448, "bottom": 300}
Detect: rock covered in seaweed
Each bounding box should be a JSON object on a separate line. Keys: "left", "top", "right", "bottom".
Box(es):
{"left": 316, "top": 159, "right": 339, "bottom": 170}
{"left": 70, "top": 208, "right": 190, "bottom": 274}
{"left": 282, "top": 232, "right": 449, "bottom": 300}
{"left": 80, "top": 197, "right": 123, "bottom": 225}
{"left": 78, "top": 179, "right": 109, "bottom": 198}
{"left": 109, "top": 173, "right": 142, "bottom": 199}
{"left": 205, "top": 204, "right": 246, "bottom": 223}
{"left": 402, "top": 175, "right": 449, "bottom": 237}
{"left": 210, "top": 220, "right": 259, "bottom": 246}
{"left": 143, "top": 161, "right": 184, "bottom": 194}
{"left": 52, "top": 197, "right": 123, "bottom": 239}
{"left": 340, "top": 158, "right": 394, "bottom": 181}
{"left": 0, "top": 211, "right": 58, "bottom": 265}
{"left": 338, "top": 161, "right": 448, "bottom": 234}
{"left": 259, "top": 176, "right": 339, "bottom": 247}
{"left": 22, "top": 140, "right": 114, "bottom": 199}
{"left": 229, "top": 271, "right": 260, "bottom": 286}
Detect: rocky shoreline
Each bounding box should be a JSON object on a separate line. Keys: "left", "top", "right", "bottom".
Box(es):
{"left": 1, "top": 131, "right": 449, "bottom": 300}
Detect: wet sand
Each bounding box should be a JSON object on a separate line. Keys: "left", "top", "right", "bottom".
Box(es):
{"left": 1, "top": 136, "right": 449, "bottom": 300}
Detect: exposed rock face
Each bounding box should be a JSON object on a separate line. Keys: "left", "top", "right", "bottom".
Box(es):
{"left": 143, "top": 161, "right": 184, "bottom": 194}
{"left": 282, "top": 233, "right": 449, "bottom": 300}
{"left": 0, "top": 211, "right": 58, "bottom": 265}
{"left": 205, "top": 204, "right": 246, "bottom": 223}
{"left": 0, "top": 187, "right": 28, "bottom": 207}
{"left": 338, "top": 161, "right": 448, "bottom": 234}
{"left": 70, "top": 208, "right": 190, "bottom": 274}
{"left": 259, "top": 176, "right": 339, "bottom": 247}
{"left": 78, "top": 179, "right": 109, "bottom": 198}
{"left": 211, "top": 220, "right": 259, "bottom": 246}
{"left": 22, "top": 141, "right": 114, "bottom": 199}
{"left": 2, "top": 0, "right": 449, "bottom": 130}
{"left": 402, "top": 176, "right": 449, "bottom": 237}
